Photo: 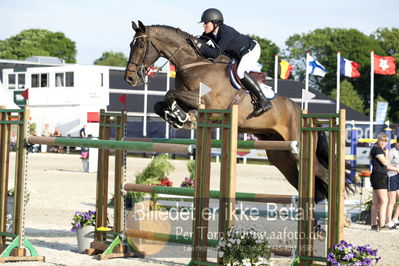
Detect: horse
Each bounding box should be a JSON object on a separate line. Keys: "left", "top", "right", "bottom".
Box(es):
{"left": 124, "top": 21, "right": 331, "bottom": 202}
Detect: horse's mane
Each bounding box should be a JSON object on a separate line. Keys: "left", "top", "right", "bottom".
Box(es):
{"left": 150, "top": 24, "right": 194, "bottom": 39}
{"left": 148, "top": 24, "right": 230, "bottom": 63}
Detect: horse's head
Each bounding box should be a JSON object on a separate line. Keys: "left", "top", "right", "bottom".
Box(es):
{"left": 124, "top": 21, "right": 160, "bottom": 86}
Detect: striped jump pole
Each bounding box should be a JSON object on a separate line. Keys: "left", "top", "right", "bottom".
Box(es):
{"left": 123, "top": 183, "right": 295, "bottom": 205}
{"left": 127, "top": 138, "right": 298, "bottom": 152}
{"left": 25, "top": 136, "right": 192, "bottom": 154}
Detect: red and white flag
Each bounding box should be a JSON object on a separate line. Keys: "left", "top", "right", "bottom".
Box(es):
{"left": 374, "top": 54, "right": 396, "bottom": 75}
{"left": 147, "top": 66, "right": 158, "bottom": 76}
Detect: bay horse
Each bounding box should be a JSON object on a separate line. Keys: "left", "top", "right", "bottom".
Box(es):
{"left": 124, "top": 21, "right": 330, "bottom": 202}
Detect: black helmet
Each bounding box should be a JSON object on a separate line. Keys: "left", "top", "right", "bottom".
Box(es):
{"left": 199, "top": 8, "right": 224, "bottom": 23}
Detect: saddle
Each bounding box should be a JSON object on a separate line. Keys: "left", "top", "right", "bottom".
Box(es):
{"left": 228, "top": 59, "right": 268, "bottom": 90}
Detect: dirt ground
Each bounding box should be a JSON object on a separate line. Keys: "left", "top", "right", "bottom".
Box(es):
{"left": 4, "top": 153, "right": 399, "bottom": 265}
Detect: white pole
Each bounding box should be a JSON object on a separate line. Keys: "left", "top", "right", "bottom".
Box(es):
{"left": 304, "top": 52, "right": 310, "bottom": 110}
{"left": 274, "top": 54, "right": 278, "bottom": 93}
{"left": 165, "top": 62, "right": 170, "bottom": 138}
{"left": 143, "top": 75, "right": 148, "bottom": 137}
{"left": 336, "top": 52, "right": 341, "bottom": 114}
{"left": 216, "top": 128, "right": 220, "bottom": 163}
{"left": 370, "top": 51, "right": 374, "bottom": 141}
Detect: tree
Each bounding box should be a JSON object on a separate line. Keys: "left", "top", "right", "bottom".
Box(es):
{"left": 249, "top": 35, "right": 279, "bottom": 76}
{"left": 284, "top": 28, "right": 383, "bottom": 95}
{"left": 0, "top": 29, "right": 76, "bottom": 63}
{"left": 330, "top": 80, "right": 364, "bottom": 113}
{"left": 94, "top": 51, "right": 127, "bottom": 67}
{"left": 370, "top": 28, "right": 399, "bottom": 122}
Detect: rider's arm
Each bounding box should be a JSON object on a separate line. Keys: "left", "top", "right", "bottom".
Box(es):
{"left": 198, "top": 27, "right": 234, "bottom": 59}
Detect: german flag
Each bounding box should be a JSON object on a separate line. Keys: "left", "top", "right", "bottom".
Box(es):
{"left": 169, "top": 65, "right": 176, "bottom": 78}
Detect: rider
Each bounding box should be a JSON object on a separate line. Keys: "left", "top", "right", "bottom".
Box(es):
{"left": 189, "top": 8, "right": 272, "bottom": 117}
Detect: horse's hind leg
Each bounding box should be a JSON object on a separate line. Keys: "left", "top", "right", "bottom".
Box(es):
{"left": 266, "top": 150, "right": 299, "bottom": 191}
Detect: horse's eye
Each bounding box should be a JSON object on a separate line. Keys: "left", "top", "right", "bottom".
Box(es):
{"left": 139, "top": 43, "right": 145, "bottom": 48}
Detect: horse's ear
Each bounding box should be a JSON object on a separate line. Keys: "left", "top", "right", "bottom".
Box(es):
{"left": 132, "top": 21, "right": 139, "bottom": 32}
{"left": 138, "top": 20, "right": 146, "bottom": 33}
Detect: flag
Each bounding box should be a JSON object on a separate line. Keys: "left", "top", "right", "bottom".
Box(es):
{"left": 169, "top": 65, "right": 176, "bottom": 78}
{"left": 21, "top": 88, "right": 29, "bottom": 100}
{"left": 374, "top": 54, "right": 396, "bottom": 75}
{"left": 118, "top": 94, "right": 127, "bottom": 111}
{"left": 147, "top": 66, "right": 158, "bottom": 76}
{"left": 118, "top": 94, "right": 126, "bottom": 105}
{"left": 307, "top": 54, "right": 327, "bottom": 77}
{"left": 279, "top": 60, "right": 294, "bottom": 80}
{"left": 340, "top": 57, "right": 360, "bottom": 78}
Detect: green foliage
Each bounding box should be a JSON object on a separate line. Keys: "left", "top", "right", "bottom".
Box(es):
{"left": 0, "top": 29, "right": 76, "bottom": 63}
{"left": 94, "top": 51, "right": 127, "bottom": 67}
{"left": 249, "top": 35, "right": 279, "bottom": 76}
{"left": 283, "top": 27, "right": 399, "bottom": 122}
{"left": 130, "top": 154, "right": 175, "bottom": 203}
{"left": 370, "top": 28, "right": 399, "bottom": 122}
{"left": 330, "top": 80, "right": 365, "bottom": 113}
{"left": 187, "top": 160, "right": 196, "bottom": 180}
{"left": 29, "top": 122, "right": 37, "bottom": 135}
{"left": 284, "top": 28, "right": 382, "bottom": 95}
{"left": 217, "top": 226, "right": 272, "bottom": 265}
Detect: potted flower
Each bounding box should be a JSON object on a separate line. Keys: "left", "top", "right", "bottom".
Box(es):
{"left": 71, "top": 210, "right": 96, "bottom": 253}
{"left": 180, "top": 177, "right": 194, "bottom": 188}
{"left": 217, "top": 226, "right": 272, "bottom": 266}
{"left": 327, "top": 240, "right": 381, "bottom": 265}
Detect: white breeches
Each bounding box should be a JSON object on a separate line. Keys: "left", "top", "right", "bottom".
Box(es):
{"left": 236, "top": 41, "right": 261, "bottom": 79}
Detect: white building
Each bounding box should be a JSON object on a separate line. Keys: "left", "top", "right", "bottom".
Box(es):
{"left": 2, "top": 64, "right": 109, "bottom": 136}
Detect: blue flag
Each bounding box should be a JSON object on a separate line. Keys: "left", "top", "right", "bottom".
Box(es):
{"left": 307, "top": 54, "right": 327, "bottom": 77}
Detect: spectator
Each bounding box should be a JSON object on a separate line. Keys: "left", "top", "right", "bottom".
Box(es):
{"left": 41, "top": 123, "right": 51, "bottom": 153}
{"left": 51, "top": 128, "right": 63, "bottom": 153}
{"left": 370, "top": 133, "right": 399, "bottom": 231}
{"left": 79, "top": 124, "right": 87, "bottom": 138}
{"left": 10, "top": 131, "right": 17, "bottom": 151}
{"left": 386, "top": 137, "right": 399, "bottom": 228}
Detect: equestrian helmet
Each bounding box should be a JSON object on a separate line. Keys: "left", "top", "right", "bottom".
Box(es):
{"left": 199, "top": 8, "right": 224, "bottom": 23}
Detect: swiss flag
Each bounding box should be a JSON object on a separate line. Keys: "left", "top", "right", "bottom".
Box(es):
{"left": 374, "top": 54, "right": 396, "bottom": 75}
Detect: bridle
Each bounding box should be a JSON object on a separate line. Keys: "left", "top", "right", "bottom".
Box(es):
{"left": 126, "top": 33, "right": 183, "bottom": 84}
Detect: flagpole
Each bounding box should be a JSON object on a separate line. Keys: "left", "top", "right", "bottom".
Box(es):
{"left": 336, "top": 52, "right": 341, "bottom": 114}
{"left": 165, "top": 61, "right": 170, "bottom": 139}
{"left": 304, "top": 52, "right": 310, "bottom": 110}
{"left": 274, "top": 54, "right": 278, "bottom": 93}
{"left": 370, "top": 51, "right": 374, "bottom": 141}
{"left": 143, "top": 75, "right": 148, "bottom": 137}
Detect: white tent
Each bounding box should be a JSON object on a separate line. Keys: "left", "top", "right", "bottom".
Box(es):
{"left": 0, "top": 81, "right": 20, "bottom": 109}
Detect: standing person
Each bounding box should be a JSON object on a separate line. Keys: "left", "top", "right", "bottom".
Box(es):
{"left": 79, "top": 124, "right": 87, "bottom": 138}
{"left": 51, "top": 128, "right": 63, "bottom": 153}
{"left": 386, "top": 137, "right": 399, "bottom": 228}
{"left": 370, "top": 133, "right": 399, "bottom": 231}
{"left": 79, "top": 124, "right": 89, "bottom": 172}
{"left": 40, "top": 123, "right": 51, "bottom": 153}
{"left": 188, "top": 8, "right": 272, "bottom": 117}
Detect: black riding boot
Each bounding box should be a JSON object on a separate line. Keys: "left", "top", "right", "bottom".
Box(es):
{"left": 240, "top": 72, "right": 272, "bottom": 117}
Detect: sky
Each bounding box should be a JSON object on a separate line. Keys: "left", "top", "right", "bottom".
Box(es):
{"left": 1, "top": 0, "right": 398, "bottom": 65}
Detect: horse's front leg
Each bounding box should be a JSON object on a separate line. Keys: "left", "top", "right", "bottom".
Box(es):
{"left": 154, "top": 101, "right": 196, "bottom": 130}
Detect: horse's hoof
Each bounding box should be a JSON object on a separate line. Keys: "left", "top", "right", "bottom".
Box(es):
{"left": 183, "top": 121, "right": 197, "bottom": 130}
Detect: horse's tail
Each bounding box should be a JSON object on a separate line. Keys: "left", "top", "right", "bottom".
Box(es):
{"left": 315, "top": 131, "right": 355, "bottom": 202}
